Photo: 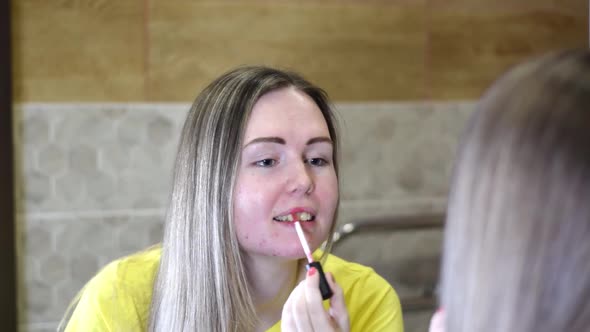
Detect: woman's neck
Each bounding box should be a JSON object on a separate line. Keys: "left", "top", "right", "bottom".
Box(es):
{"left": 243, "top": 253, "right": 306, "bottom": 330}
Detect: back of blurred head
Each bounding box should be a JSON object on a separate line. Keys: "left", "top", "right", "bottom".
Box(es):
{"left": 441, "top": 49, "right": 590, "bottom": 331}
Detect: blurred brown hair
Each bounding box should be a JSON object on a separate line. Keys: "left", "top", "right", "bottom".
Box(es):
{"left": 441, "top": 49, "right": 590, "bottom": 331}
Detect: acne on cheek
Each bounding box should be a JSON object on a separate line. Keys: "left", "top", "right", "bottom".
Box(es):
{"left": 258, "top": 239, "right": 288, "bottom": 256}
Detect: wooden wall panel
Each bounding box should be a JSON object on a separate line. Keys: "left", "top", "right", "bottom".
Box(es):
{"left": 12, "top": 0, "right": 145, "bottom": 102}
{"left": 429, "top": 0, "right": 588, "bottom": 99}
{"left": 147, "top": 1, "right": 427, "bottom": 101}
{"left": 10, "top": 0, "right": 587, "bottom": 102}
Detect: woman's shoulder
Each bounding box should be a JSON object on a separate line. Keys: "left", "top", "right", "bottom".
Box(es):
{"left": 64, "top": 245, "right": 163, "bottom": 330}
{"left": 323, "top": 252, "right": 390, "bottom": 286}
{"left": 322, "top": 252, "right": 404, "bottom": 331}
{"left": 90, "top": 244, "right": 162, "bottom": 289}
{"left": 79, "top": 244, "right": 162, "bottom": 308}
{"left": 321, "top": 251, "right": 400, "bottom": 303}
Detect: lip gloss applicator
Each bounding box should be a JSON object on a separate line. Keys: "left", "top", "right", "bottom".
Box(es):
{"left": 294, "top": 220, "right": 333, "bottom": 300}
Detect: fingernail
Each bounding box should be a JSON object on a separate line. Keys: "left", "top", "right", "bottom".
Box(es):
{"left": 308, "top": 267, "right": 317, "bottom": 276}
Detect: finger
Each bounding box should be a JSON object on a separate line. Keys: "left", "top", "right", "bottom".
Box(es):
{"left": 428, "top": 308, "right": 446, "bottom": 332}
{"left": 327, "top": 272, "right": 350, "bottom": 330}
{"left": 291, "top": 280, "right": 314, "bottom": 332}
{"left": 305, "top": 267, "right": 333, "bottom": 331}
{"left": 281, "top": 282, "right": 298, "bottom": 331}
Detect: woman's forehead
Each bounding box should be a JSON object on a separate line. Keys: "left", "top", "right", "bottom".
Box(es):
{"left": 243, "top": 88, "right": 330, "bottom": 141}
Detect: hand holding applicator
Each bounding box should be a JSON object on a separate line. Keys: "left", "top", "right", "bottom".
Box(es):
{"left": 294, "top": 220, "right": 333, "bottom": 300}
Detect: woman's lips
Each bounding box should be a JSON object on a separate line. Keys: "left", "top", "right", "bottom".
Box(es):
{"left": 273, "top": 206, "right": 317, "bottom": 223}
{"left": 273, "top": 212, "right": 315, "bottom": 222}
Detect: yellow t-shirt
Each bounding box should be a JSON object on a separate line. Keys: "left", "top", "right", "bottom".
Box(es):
{"left": 64, "top": 246, "right": 403, "bottom": 331}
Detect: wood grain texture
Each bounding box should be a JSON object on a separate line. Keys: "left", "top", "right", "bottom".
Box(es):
{"left": 147, "top": 1, "right": 427, "bottom": 101}
{"left": 10, "top": 0, "right": 587, "bottom": 101}
{"left": 428, "top": 0, "right": 586, "bottom": 14}
{"left": 428, "top": 0, "right": 588, "bottom": 99}
{"left": 12, "top": 0, "right": 145, "bottom": 101}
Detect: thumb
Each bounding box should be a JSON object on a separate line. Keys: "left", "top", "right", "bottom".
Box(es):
{"left": 305, "top": 266, "right": 321, "bottom": 294}
{"left": 428, "top": 308, "right": 445, "bottom": 332}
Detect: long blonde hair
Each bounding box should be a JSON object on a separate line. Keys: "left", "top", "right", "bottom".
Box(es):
{"left": 149, "top": 66, "right": 340, "bottom": 331}
{"left": 441, "top": 50, "right": 590, "bottom": 331}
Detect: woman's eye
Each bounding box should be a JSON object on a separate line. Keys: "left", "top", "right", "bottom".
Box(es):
{"left": 307, "top": 158, "right": 329, "bottom": 167}
{"left": 255, "top": 159, "right": 277, "bottom": 167}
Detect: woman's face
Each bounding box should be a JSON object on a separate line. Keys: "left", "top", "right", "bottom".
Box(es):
{"left": 233, "top": 87, "right": 338, "bottom": 260}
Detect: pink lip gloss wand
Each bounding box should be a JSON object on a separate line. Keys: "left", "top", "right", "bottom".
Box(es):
{"left": 294, "top": 220, "right": 333, "bottom": 300}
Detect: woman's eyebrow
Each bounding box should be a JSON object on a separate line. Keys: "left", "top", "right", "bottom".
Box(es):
{"left": 243, "top": 136, "right": 285, "bottom": 148}
{"left": 306, "top": 137, "right": 333, "bottom": 145}
{"left": 243, "top": 136, "right": 332, "bottom": 148}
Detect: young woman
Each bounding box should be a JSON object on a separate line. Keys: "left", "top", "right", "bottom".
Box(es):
{"left": 61, "top": 66, "right": 403, "bottom": 331}
{"left": 430, "top": 49, "right": 590, "bottom": 332}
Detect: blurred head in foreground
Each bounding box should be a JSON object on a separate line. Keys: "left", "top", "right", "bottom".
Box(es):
{"left": 438, "top": 49, "right": 590, "bottom": 332}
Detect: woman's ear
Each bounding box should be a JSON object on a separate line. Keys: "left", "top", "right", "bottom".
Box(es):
{"left": 428, "top": 308, "right": 445, "bottom": 332}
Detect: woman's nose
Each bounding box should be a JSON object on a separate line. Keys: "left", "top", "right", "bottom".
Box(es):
{"left": 288, "top": 161, "right": 314, "bottom": 195}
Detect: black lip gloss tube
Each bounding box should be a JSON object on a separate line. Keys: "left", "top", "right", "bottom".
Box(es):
{"left": 306, "top": 261, "right": 333, "bottom": 300}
